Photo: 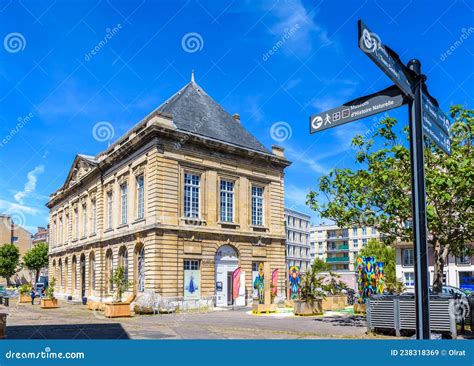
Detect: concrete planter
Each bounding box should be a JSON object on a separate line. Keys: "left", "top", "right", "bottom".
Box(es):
{"left": 0, "top": 313, "right": 6, "bottom": 339}
{"left": 294, "top": 299, "right": 323, "bottom": 316}
{"left": 353, "top": 303, "right": 366, "bottom": 314}
{"left": 322, "top": 295, "right": 347, "bottom": 311}
{"left": 104, "top": 303, "right": 131, "bottom": 318}
{"left": 40, "top": 298, "right": 58, "bottom": 309}
{"left": 252, "top": 303, "right": 277, "bottom": 314}
{"left": 18, "top": 295, "right": 31, "bottom": 304}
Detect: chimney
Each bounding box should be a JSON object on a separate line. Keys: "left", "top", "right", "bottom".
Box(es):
{"left": 232, "top": 113, "right": 240, "bottom": 123}
{"left": 272, "top": 145, "right": 285, "bottom": 157}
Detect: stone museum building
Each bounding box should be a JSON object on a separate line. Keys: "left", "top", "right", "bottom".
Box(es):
{"left": 47, "top": 76, "right": 291, "bottom": 307}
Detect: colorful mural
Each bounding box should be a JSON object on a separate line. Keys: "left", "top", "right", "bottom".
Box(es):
{"left": 253, "top": 262, "right": 265, "bottom": 304}
{"left": 271, "top": 269, "right": 279, "bottom": 297}
{"left": 356, "top": 256, "right": 385, "bottom": 304}
{"left": 288, "top": 265, "right": 301, "bottom": 300}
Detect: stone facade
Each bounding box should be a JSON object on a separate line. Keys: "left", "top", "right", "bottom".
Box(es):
{"left": 47, "top": 80, "right": 290, "bottom": 307}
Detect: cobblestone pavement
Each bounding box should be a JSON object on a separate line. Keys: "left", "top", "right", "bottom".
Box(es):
{"left": 1, "top": 301, "right": 381, "bottom": 339}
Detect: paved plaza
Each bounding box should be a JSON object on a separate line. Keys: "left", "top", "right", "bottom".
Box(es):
{"left": 1, "top": 301, "right": 382, "bottom": 340}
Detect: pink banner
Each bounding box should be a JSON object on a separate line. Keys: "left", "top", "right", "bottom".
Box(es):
{"left": 232, "top": 267, "right": 241, "bottom": 300}
{"left": 271, "top": 268, "right": 279, "bottom": 296}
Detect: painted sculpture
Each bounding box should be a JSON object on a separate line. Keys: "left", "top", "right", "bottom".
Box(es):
{"left": 356, "top": 256, "right": 385, "bottom": 304}
{"left": 232, "top": 267, "right": 241, "bottom": 301}
{"left": 288, "top": 265, "right": 301, "bottom": 300}
{"left": 253, "top": 262, "right": 265, "bottom": 304}
{"left": 271, "top": 268, "right": 279, "bottom": 297}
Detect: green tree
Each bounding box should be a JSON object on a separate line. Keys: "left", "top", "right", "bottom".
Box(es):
{"left": 0, "top": 243, "right": 20, "bottom": 285}
{"left": 22, "top": 242, "right": 49, "bottom": 282}
{"left": 358, "top": 239, "right": 396, "bottom": 286}
{"left": 311, "top": 257, "right": 330, "bottom": 274}
{"left": 307, "top": 106, "right": 473, "bottom": 293}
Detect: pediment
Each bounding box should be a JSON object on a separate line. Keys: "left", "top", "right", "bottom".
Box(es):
{"left": 63, "top": 155, "right": 97, "bottom": 189}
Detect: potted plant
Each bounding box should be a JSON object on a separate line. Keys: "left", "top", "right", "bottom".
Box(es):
{"left": 40, "top": 277, "right": 58, "bottom": 308}
{"left": 321, "top": 271, "right": 348, "bottom": 311}
{"left": 293, "top": 267, "right": 325, "bottom": 316}
{"left": 104, "top": 266, "right": 133, "bottom": 318}
{"left": 18, "top": 284, "right": 31, "bottom": 303}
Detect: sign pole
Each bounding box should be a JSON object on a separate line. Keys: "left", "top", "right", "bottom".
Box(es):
{"left": 407, "top": 59, "right": 430, "bottom": 339}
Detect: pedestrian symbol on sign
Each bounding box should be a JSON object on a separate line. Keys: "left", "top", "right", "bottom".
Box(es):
{"left": 324, "top": 114, "right": 331, "bottom": 125}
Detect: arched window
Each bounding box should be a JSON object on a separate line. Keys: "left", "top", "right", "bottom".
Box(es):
{"left": 119, "top": 246, "right": 129, "bottom": 283}
{"left": 89, "top": 252, "right": 96, "bottom": 291}
{"left": 58, "top": 259, "right": 63, "bottom": 288}
{"left": 105, "top": 249, "right": 113, "bottom": 293}
{"left": 64, "top": 257, "right": 69, "bottom": 292}
{"left": 137, "top": 246, "right": 145, "bottom": 292}
{"left": 72, "top": 255, "right": 77, "bottom": 290}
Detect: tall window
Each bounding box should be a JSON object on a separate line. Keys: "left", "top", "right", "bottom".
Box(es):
{"left": 362, "top": 227, "right": 367, "bottom": 235}
{"left": 74, "top": 208, "right": 78, "bottom": 239}
{"left": 106, "top": 251, "right": 113, "bottom": 292}
{"left": 362, "top": 238, "right": 367, "bottom": 246}
{"left": 107, "top": 191, "right": 113, "bottom": 229}
{"left": 403, "top": 248, "right": 414, "bottom": 266}
{"left": 137, "top": 246, "right": 145, "bottom": 292}
{"left": 120, "top": 183, "right": 128, "bottom": 224}
{"left": 91, "top": 199, "right": 96, "bottom": 234}
{"left": 82, "top": 203, "right": 87, "bottom": 237}
{"left": 58, "top": 216, "right": 63, "bottom": 244}
{"left": 220, "top": 180, "right": 234, "bottom": 222}
{"left": 352, "top": 227, "right": 358, "bottom": 236}
{"left": 90, "top": 253, "right": 96, "bottom": 291}
{"left": 65, "top": 214, "right": 69, "bottom": 243}
{"left": 251, "top": 185, "right": 264, "bottom": 226}
{"left": 184, "top": 173, "right": 200, "bottom": 218}
{"left": 119, "top": 247, "right": 129, "bottom": 282}
{"left": 353, "top": 239, "right": 359, "bottom": 248}
{"left": 136, "top": 175, "right": 145, "bottom": 219}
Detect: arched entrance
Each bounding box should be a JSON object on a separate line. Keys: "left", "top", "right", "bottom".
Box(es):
{"left": 215, "top": 245, "right": 239, "bottom": 307}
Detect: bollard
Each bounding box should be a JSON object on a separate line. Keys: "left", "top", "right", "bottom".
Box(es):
{"left": 0, "top": 313, "right": 6, "bottom": 338}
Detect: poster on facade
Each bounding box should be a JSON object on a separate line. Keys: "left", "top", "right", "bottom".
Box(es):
{"left": 184, "top": 269, "right": 201, "bottom": 300}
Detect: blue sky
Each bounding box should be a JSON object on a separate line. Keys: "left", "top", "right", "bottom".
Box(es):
{"left": 0, "top": 0, "right": 472, "bottom": 233}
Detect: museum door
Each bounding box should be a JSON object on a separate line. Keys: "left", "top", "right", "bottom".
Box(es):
{"left": 215, "top": 245, "right": 239, "bottom": 307}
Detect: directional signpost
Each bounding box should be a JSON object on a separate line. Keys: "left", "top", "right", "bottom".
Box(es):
{"left": 310, "top": 85, "right": 407, "bottom": 133}
{"left": 309, "top": 20, "right": 452, "bottom": 340}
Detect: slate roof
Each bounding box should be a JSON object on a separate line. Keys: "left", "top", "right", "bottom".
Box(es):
{"left": 156, "top": 80, "right": 270, "bottom": 154}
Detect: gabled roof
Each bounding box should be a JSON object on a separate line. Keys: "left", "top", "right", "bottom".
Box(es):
{"left": 156, "top": 80, "right": 270, "bottom": 153}
{"left": 61, "top": 154, "right": 98, "bottom": 190}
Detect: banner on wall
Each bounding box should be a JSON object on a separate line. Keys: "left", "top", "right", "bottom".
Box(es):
{"left": 184, "top": 269, "right": 201, "bottom": 300}
{"left": 232, "top": 267, "right": 241, "bottom": 300}
{"left": 271, "top": 269, "right": 279, "bottom": 297}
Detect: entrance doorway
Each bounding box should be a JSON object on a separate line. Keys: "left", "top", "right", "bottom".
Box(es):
{"left": 215, "top": 245, "right": 238, "bottom": 307}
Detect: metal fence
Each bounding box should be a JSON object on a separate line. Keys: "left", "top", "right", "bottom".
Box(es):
{"left": 367, "top": 294, "right": 460, "bottom": 338}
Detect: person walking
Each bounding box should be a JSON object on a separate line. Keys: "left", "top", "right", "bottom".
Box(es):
{"left": 30, "top": 286, "right": 36, "bottom": 305}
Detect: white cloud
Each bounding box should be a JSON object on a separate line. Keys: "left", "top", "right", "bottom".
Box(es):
{"left": 0, "top": 199, "right": 39, "bottom": 215}
{"left": 14, "top": 165, "right": 45, "bottom": 204}
{"left": 264, "top": 0, "right": 332, "bottom": 56}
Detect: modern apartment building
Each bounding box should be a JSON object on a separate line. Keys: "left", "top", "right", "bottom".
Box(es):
{"left": 47, "top": 76, "right": 291, "bottom": 307}
{"left": 284, "top": 208, "right": 311, "bottom": 272}
{"left": 395, "top": 242, "right": 474, "bottom": 291}
{"left": 310, "top": 223, "right": 380, "bottom": 288}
